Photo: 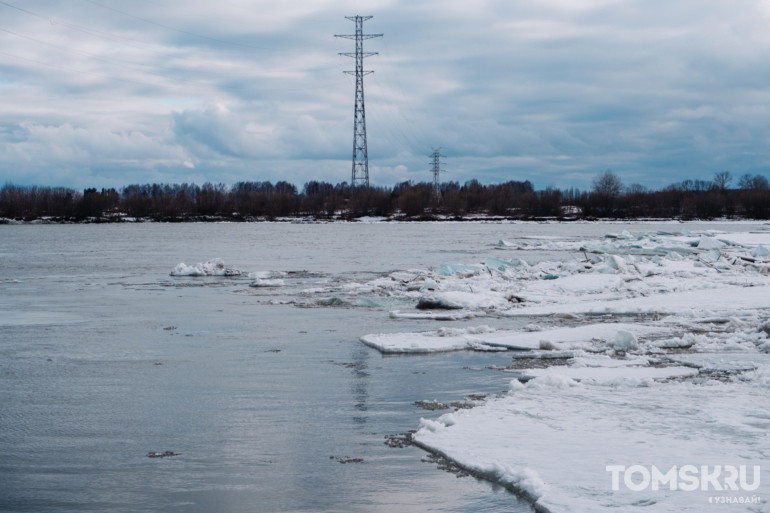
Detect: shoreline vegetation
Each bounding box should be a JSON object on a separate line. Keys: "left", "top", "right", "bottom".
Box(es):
{"left": 2, "top": 171, "right": 768, "bottom": 223}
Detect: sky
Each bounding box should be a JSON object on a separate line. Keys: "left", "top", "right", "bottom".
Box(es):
{"left": 1, "top": 0, "right": 770, "bottom": 191}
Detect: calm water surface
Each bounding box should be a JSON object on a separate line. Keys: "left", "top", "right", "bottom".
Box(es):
{"left": 1, "top": 221, "right": 762, "bottom": 512}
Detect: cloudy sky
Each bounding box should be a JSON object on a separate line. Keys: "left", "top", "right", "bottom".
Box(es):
{"left": 1, "top": 0, "right": 769, "bottom": 191}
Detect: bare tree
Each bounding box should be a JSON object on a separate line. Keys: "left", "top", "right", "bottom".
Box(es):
{"left": 738, "top": 173, "right": 770, "bottom": 191}
{"left": 713, "top": 171, "right": 732, "bottom": 191}
{"left": 592, "top": 170, "right": 623, "bottom": 197}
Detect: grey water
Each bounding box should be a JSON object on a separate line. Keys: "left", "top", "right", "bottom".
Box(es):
{"left": 0, "top": 221, "right": 761, "bottom": 513}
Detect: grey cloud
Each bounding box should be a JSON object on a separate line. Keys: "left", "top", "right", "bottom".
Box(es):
{"left": 1, "top": 0, "right": 768, "bottom": 190}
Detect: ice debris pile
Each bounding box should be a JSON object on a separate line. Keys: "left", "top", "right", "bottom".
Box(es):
{"left": 359, "top": 228, "right": 770, "bottom": 513}
{"left": 169, "top": 261, "right": 291, "bottom": 289}
{"left": 170, "top": 258, "right": 242, "bottom": 277}
{"left": 297, "top": 228, "right": 770, "bottom": 318}
{"left": 248, "top": 271, "right": 286, "bottom": 288}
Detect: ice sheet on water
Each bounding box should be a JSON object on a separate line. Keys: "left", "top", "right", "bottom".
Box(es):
{"left": 417, "top": 290, "right": 515, "bottom": 311}
{"left": 361, "top": 323, "right": 670, "bottom": 354}
{"left": 361, "top": 230, "right": 770, "bottom": 511}
{"left": 360, "top": 326, "right": 500, "bottom": 354}
{"left": 665, "top": 353, "right": 765, "bottom": 373}
{"left": 651, "top": 326, "right": 769, "bottom": 354}
{"left": 287, "top": 229, "right": 770, "bottom": 321}
{"left": 250, "top": 278, "right": 285, "bottom": 288}
{"left": 389, "top": 309, "right": 484, "bottom": 320}
{"left": 414, "top": 368, "right": 767, "bottom": 512}
{"left": 170, "top": 258, "right": 242, "bottom": 277}
{"left": 248, "top": 271, "right": 287, "bottom": 279}
{"left": 521, "top": 365, "right": 699, "bottom": 384}
{"left": 502, "top": 285, "right": 770, "bottom": 318}
{"left": 414, "top": 323, "right": 770, "bottom": 512}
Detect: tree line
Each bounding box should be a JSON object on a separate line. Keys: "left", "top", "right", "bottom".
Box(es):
{"left": 1, "top": 170, "right": 768, "bottom": 221}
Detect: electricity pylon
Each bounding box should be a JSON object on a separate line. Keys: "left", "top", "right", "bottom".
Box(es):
{"left": 430, "top": 148, "right": 444, "bottom": 203}
{"left": 335, "top": 16, "right": 382, "bottom": 188}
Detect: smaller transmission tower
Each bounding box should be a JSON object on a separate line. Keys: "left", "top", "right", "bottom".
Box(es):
{"left": 430, "top": 148, "right": 444, "bottom": 203}
{"left": 335, "top": 16, "right": 382, "bottom": 188}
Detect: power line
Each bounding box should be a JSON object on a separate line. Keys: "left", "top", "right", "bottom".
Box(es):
{"left": 0, "top": 25, "right": 156, "bottom": 70}
{"left": 0, "top": 0, "right": 165, "bottom": 53}
{"left": 82, "top": 0, "right": 271, "bottom": 50}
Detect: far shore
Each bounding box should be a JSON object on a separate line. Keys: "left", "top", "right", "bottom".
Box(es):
{"left": 2, "top": 214, "right": 769, "bottom": 225}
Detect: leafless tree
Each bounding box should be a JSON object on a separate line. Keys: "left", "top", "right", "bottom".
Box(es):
{"left": 592, "top": 170, "right": 623, "bottom": 198}
{"left": 713, "top": 171, "right": 732, "bottom": 191}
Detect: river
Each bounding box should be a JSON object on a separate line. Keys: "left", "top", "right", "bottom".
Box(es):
{"left": 1, "top": 220, "right": 763, "bottom": 512}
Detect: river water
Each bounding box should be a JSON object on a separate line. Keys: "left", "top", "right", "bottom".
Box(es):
{"left": 1, "top": 221, "right": 762, "bottom": 513}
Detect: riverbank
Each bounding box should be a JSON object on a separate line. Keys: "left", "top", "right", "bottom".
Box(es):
{"left": 3, "top": 214, "right": 770, "bottom": 225}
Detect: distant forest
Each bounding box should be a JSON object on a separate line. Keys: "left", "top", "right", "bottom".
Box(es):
{"left": 1, "top": 171, "right": 769, "bottom": 222}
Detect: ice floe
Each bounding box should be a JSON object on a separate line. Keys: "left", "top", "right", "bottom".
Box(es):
{"left": 298, "top": 228, "right": 770, "bottom": 319}
{"left": 413, "top": 367, "right": 767, "bottom": 512}
{"left": 250, "top": 278, "right": 285, "bottom": 288}
{"left": 170, "top": 258, "right": 242, "bottom": 277}
{"left": 356, "top": 227, "right": 770, "bottom": 512}
{"left": 361, "top": 323, "right": 671, "bottom": 354}
{"left": 413, "top": 323, "right": 769, "bottom": 511}
{"left": 389, "top": 310, "right": 484, "bottom": 321}
{"left": 520, "top": 365, "right": 699, "bottom": 384}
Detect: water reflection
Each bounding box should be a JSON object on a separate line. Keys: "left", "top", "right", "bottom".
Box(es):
{"left": 350, "top": 345, "right": 371, "bottom": 426}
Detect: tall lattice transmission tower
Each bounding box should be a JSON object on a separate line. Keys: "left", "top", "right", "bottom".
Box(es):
{"left": 430, "top": 148, "right": 444, "bottom": 203}
{"left": 335, "top": 16, "right": 382, "bottom": 188}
